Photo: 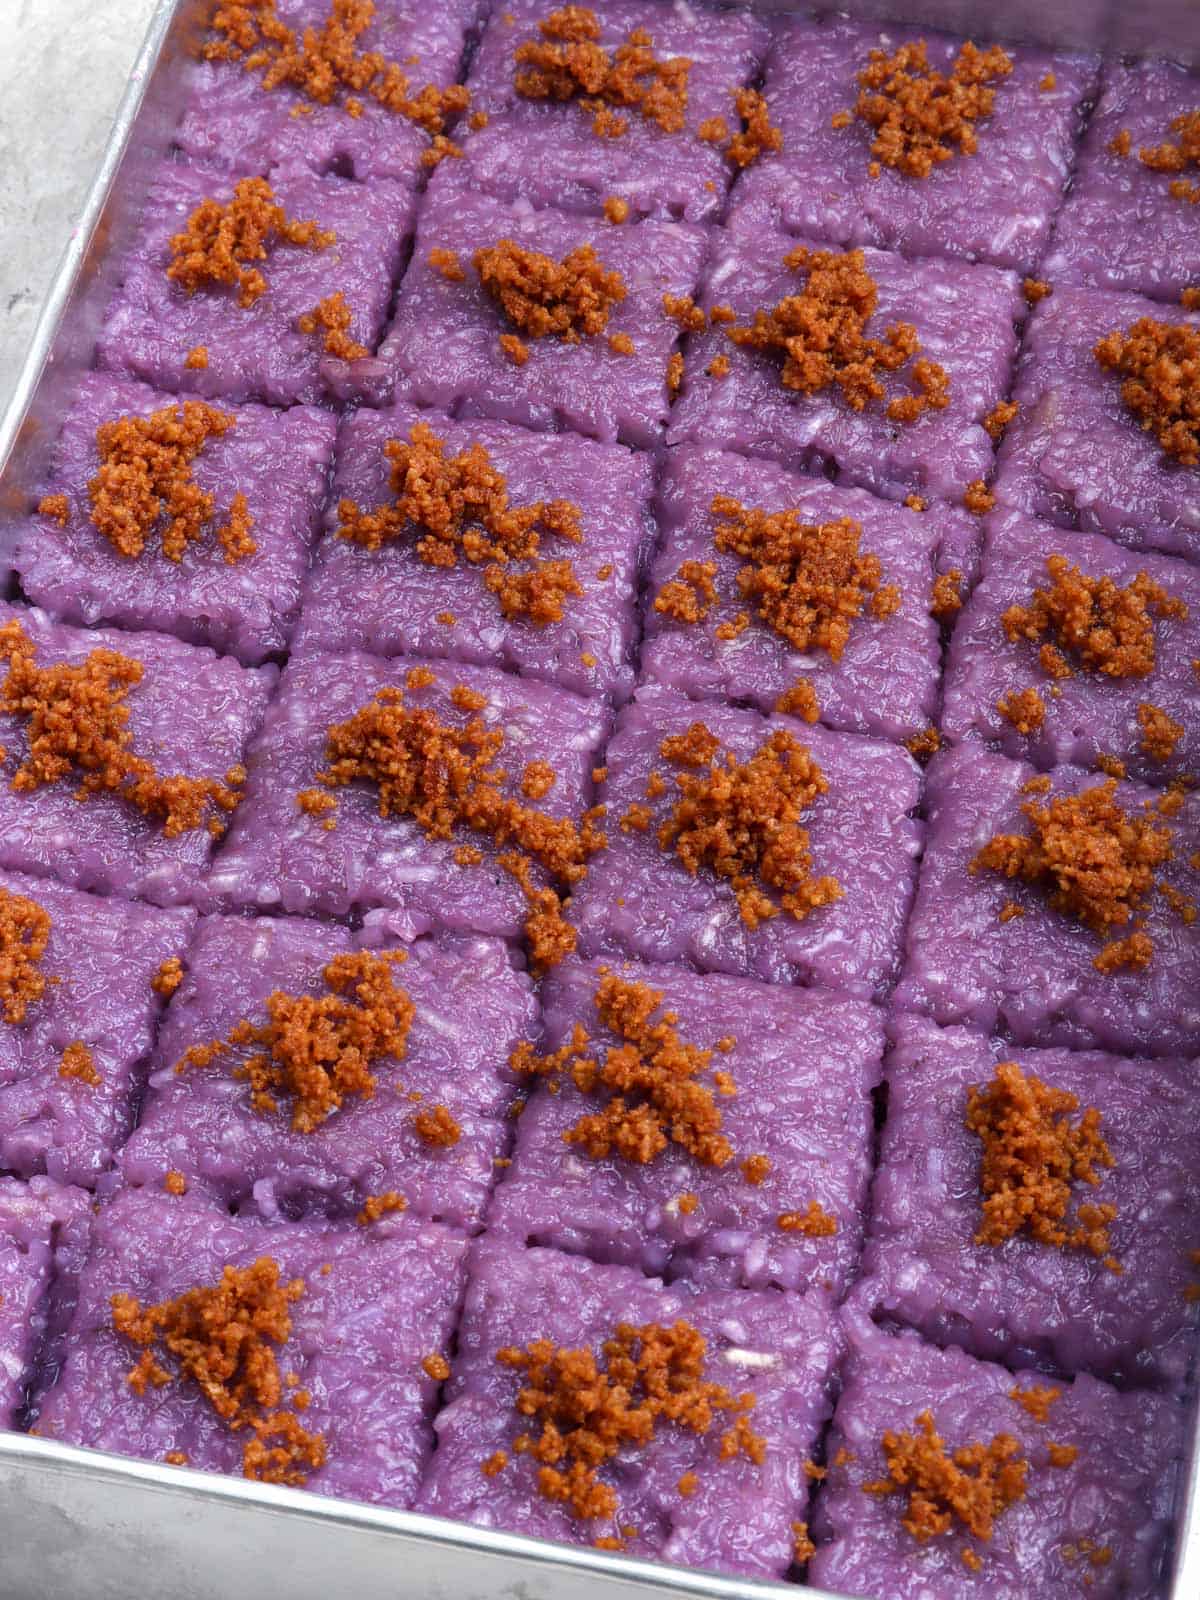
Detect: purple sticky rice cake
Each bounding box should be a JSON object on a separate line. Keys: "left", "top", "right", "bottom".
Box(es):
{"left": 433, "top": 0, "right": 771, "bottom": 222}
{"left": 861, "top": 1014, "right": 1200, "bottom": 1387}
{"left": 993, "top": 283, "right": 1200, "bottom": 561}
{"left": 809, "top": 1318, "right": 1183, "bottom": 1600}
{"left": 174, "top": 0, "right": 482, "bottom": 184}
{"left": 0, "top": 1177, "right": 90, "bottom": 1426}
{"left": 1044, "top": 57, "right": 1200, "bottom": 302}
{"left": 14, "top": 372, "right": 335, "bottom": 666}
{"left": 97, "top": 158, "right": 416, "bottom": 406}
{"left": 203, "top": 650, "right": 609, "bottom": 929}
{"left": 641, "top": 445, "right": 952, "bottom": 740}
{"left": 0, "top": 604, "right": 275, "bottom": 908}
{"left": 121, "top": 914, "right": 536, "bottom": 1229}
{"left": 571, "top": 684, "right": 923, "bottom": 996}
{"left": 895, "top": 742, "right": 1200, "bottom": 1055}
{"left": 379, "top": 187, "right": 706, "bottom": 447}
{"left": 293, "top": 401, "right": 655, "bottom": 700}
{"left": 667, "top": 215, "right": 1022, "bottom": 504}
{"left": 735, "top": 14, "right": 1096, "bottom": 271}
{"left": 489, "top": 953, "right": 884, "bottom": 1291}
{"left": 0, "top": 869, "right": 193, "bottom": 1188}
{"left": 35, "top": 1190, "right": 467, "bottom": 1507}
{"left": 942, "top": 508, "right": 1200, "bottom": 785}
{"left": 416, "top": 1237, "right": 842, "bottom": 1576}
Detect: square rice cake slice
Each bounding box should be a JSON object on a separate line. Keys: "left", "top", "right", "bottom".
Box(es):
{"left": 294, "top": 401, "right": 655, "bottom": 701}
{"left": 416, "top": 1236, "right": 842, "bottom": 1577}
{"left": 993, "top": 283, "right": 1200, "bottom": 561}
{"left": 641, "top": 444, "right": 964, "bottom": 740}
{"left": 379, "top": 186, "right": 706, "bottom": 447}
{"left": 667, "top": 215, "right": 1021, "bottom": 504}
{"left": 174, "top": 0, "right": 483, "bottom": 184}
{"left": 895, "top": 742, "right": 1200, "bottom": 1055}
{"left": 1044, "top": 57, "right": 1200, "bottom": 302}
{"left": 0, "top": 605, "right": 275, "bottom": 908}
{"left": 97, "top": 158, "right": 415, "bottom": 407}
{"left": 942, "top": 508, "right": 1200, "bottom": 785}
{"left": 0, "top": 869, "right": 193, "bottom": 1188}
{"left": 204, "top": 650, "right": 609, "bottom": 935}
{"left": 121, "top": 912, "right": 536, "bottom": 1229}
{"left": 490, "top": 953, "right": 884, "bottom": 1293}
{"left": 862, "top": 1014, "right": 1200, "bottom": 1387}
{"left": 809, "top": 1319, "right": 1184, "bottom": 1600}
{"left": 15, "top": 372, "right": 335, "bottom": 665}
{"left": 572, "top": 684, "right": 922, "bottom": 996}
{"left": 736, "top": 13, "right": 1096, "bottom": 271}
{"left": 0, "top": 1177, "right": 90, "bottom": 1427}
{"left": 35, "top": 1189, "right": 467, "bottom": 1508}
{"left": 432, "top": 0, "right": 771, "bottom": 223}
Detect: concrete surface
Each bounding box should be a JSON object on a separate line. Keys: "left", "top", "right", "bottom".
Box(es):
{"left": 0, "top": 0, "right": 161, "bottom": 422}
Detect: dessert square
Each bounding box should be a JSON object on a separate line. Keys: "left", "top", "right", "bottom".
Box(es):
{"left": 379, "top": 186, "right": 706, "bottom": 447}
{"left": 204, "top": 650, "right": 610, "bottom": 937}
{"left": 736, "top": 14, "right": 1096, "bottom": 271}
{"left": 571, "top": 684, "right": 923, "bottom": 996}
{"left": 667, "top": 217, "right": 1022, "bottom": 504}
{"left": 35, "top": 1190, "right": 468, "bottom": 1508}
{"left": 993, "top": 284, "right": 1200, "bottom": 561}
{"left": 97, "top": 158, "right": 416, "bottom": 407}
{"left": 489, "top": 954, "right": 885, "bottom": 1292}
{"left": 641, "top": 444, "right": 956, "bottom": 741}
{"left": 175, "top": 0, "right": 483, "bottom": 185}
{"left": 942, "top": 508, "right": 1200, "bottom": 785}
{"left": 416, "top": 1237, "right": 842, "bottom": 1577}
{"left": 895, "top": 742, "right": 1200, "bottom": 1056}
{"left": 0, "top": 604, "right": 276, "bottom": 908}
{"left": 433, "top": 0, "right": 772, "bottom": 222}
{"left": 121, "top": 913, "right": 536, "bottom": 1230}
{"left": 1044, "top": 57, "right": 1200, "bottom": 302}
{"left": 293, "top": 401, "right": 655, "bottom": 701}
{"left": 15, "top": 372, "right": 336, "bottom": 666}
{"left": 0, "top": 869, "right": 193, "bottom": 1188}
{"left": 0, "top": 1177, "right": 90, "bottom": 1427}
{"left": 809, "top": 1321, "right": 1183, "bottom": 1600}
{"left": 862, "top": 1014, "right": 1200, "bottom": 1387}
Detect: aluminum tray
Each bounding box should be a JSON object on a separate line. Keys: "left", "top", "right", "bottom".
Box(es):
{"left": 0, "top": 2, "right": 1198, "bottom": 1595}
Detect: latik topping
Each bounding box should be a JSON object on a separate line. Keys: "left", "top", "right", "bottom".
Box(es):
{"left": 0, "top": 619, "right": 243, "bottom": 839}
{"left": 1120, "top": 110, "right": 1200, "bottom": 203}
{"left": 1002, "top": 554, "right": 1185, "bottom": 679}
{"left": 113, "top": 1257, "right": 326, "bottom": 1486}
{"left": 513, "top": 6, "right": 691, "bottom": 138}
{"left": 167, "top": 177, "right": 334, "bottom": 308}
{"left": 727, "top": 247, "right": 950, "bottom": 422}
{"left": 1094, "top": 317, "right": 1200, "bottom": 467}
{"left": 0, "top": 887, "right": 51, "bottom": 1025}
{"left": 88, "top": 402, "right": 255, "bottom": 566}
{"left": 178, "top": 950, "right": 414, "bottom": 1133}
{"left": 337, "top": 423, "right": 584, "bottom": 625}
{"left": 724, "top": 87, "right": 782, "bottom": 168}
{"left": 966, "top": 1060, "right": 1116, "bottom": 1259}
{"left": 297, "top": 292, "right": 369, "bottom": 360}
{"left": 474, "top": 239, "right": 627, "bottom": 354}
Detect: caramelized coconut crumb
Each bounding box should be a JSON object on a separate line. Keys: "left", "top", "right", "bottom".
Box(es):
{"left": 792, "top": 1522, "right": 816, "bottom": 1563}
{"left": 1046, "top": 1441, "right": 1078, "bottom": 1468}
{"left": 513, "top": 7, "right": 692, "bottom": 138}
{"left": 1135, "top": 111, "right": 1200, "bottom": 202}
{"left": 776, "top": 681, "right": 820, "bottom": 723}
{"left": 996, "top": 686, "right": 1045, "bottom": 735}
{"left": 1109, "top": 129, "right": 1133, "bottom": 158}
{"left": 522, "top": 761, "right": 557, "bottom": 800}
{"left": 422, "top": 1353, "right": 450, "bottom": 1381}
{"left": 863, "top": 1409, "right": 1027, "bottom": 1554}
{"left": 654, "top": 559, "right": 718, "bottom": 623}
{"left": 152, "top": 956, "right": 184, "bottom": 998}
{"left": 967, "top": 1060, "right": 1116, "bottom": 1256}
{"left": 963, "top": 479, "right": 995, "bottom": 516}
{"left": 88, "top": 401, "right": 256, "bottom": 565}
{"left": 970, "top": 777, "right": 1175, "bottom": 967}
{"left": 1137, "top": 701, "right": 1185, "bottom": 762}
{"left": 1023, "top": 277, "right": 1052, "bottom": 305}
{"left": 728, "top": 246, "right": 950, "bottom": 421}
{"left": 662, "top": 293, "right": 706, "bottom": 333}
{"left": 1096, "top": 753, "right": 1128, "bottom": 780}
{"left": 656, "top": 725, "right": 842, "bottom": 929}
{"left": 724, "top": 87, "right": 782, "bottom": 168}
{"left": 297, "top": 292, "right": 369, "bottom": 360}
{"left": 164, "top": 1170, "right": 188, "bottom": 1196}
{"left": 666, "top": 351, "right": 685, "bottom": 395}
{"left": 0, "top": 887, "right": 51, "bottom": 1024}
{"left": 777, "top": 1201, "right": 838, "bottom": 1236}
{"left": 1039, "top": 72, "right": 1056, "bottom": 92}
{"left": 336, "top": 423, "right": 584, "bottom": 626}
{"left": 698, "top": 116, "right": 728, "bottom": 144}
{"left": 177, "top": 950, "right": 414, "bottom": 1133}
{"left": 499, "top": 333, "right": 530, "bottom": 366}
{"left": 495, "top": 1318, "right": 764, "bottom": 1524}
{"left": 357, "top": 1190, "right": 407, "bottom": 1224}
{"left": 37, "top": 494, "right": 69, "bottom": 527}
{"left": 413, "top": 1102, "right": 462, "bottom": 1148}
{"left": 1183, "top": 287, "right": 1200, "bottom": 311}
{"left": 847, "top": 40, "right": 1014, "bottom": 179}
{"left": 741, "top": 1153, "right": 771, "bottom": 1185}
{"left": 608, "top": 332, "right": 635, "bottom": 356}
{"left": 1095, "top": 317, "right": 1200, "bottom": 466}
{"left": 167, "top": 176, "right": 333, "bottom": 308}
{"left": 185, "top": 345, "right": 209, "bottom": 370}
{"left": 603, "top": 195, "right": 630, "bottom": 224}
{"left": 904, "top": 493, "right": 927, "bottom": 512}
{"left": 906, "top": 725, "right": 942, "bottom": 763}
{"left": 705, "top": 353, "right": 731, "bottom": 379}
{"left": 481, "top": 1448, "right": 508, "bottom": 1477}
{"left": 475, "top": 239, "right": 626, "bottom": 352}
{"left": 510, "top": 973, "right": 734, "bottom": 1167}
{"left": 113, "top": 1257, "right": 326, "bottom": 1485}
{"left": 982, "top": 399, "right": 1018, "bottom": 441}
{"left": 429, "top": 247, "right": 465, "bottom": 281}
{"left": 59, "top": 1041, "right": 100, "bottom": 1087}
{"left": 0, "top": 619, "right": 244, "bottom": 838}
{"left": 1010, "top": 1383, "right": 1061, "bottom": 1423}
{"left": 931, "top": 569, "right": 964, "bottom": 619}
{"left": 1001, "top": 553, "right": 1185, "bottom": 679}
